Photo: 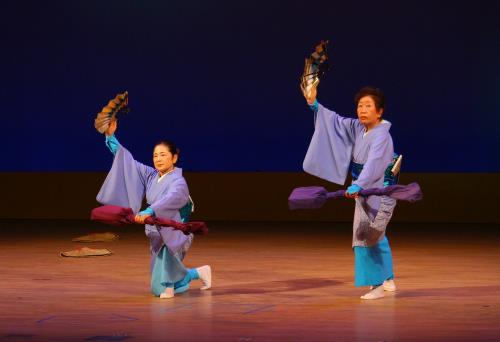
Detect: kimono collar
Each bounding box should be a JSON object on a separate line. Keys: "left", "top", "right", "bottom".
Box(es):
{"left": 363, "top": 119, "right": 391, "bottom": 137}
{"left": 374, "top": 119, "right": 391, "bottom": 131}
{"left": 157, "top": 167, "right": 183, "bottom": 183}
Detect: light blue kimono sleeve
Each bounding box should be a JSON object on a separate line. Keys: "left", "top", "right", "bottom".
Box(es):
{"left": 105, "top": 134, "right": 120, "bottom": 155}
{"left": 303, "top": 103, "right": 363, "bottom": 185}
{"left": 138, "top": 206, "right": 155, "bottom": 216}
{"left": 96, "top": 145, "right": 157, "bottom": 213}
{"left": 150, "top": 177, "right": 189, "bottom": 219}
{"left": 309, "top": 99, "right": 319, "bottom": 112}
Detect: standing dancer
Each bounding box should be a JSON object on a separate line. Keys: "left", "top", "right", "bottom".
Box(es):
{"left": 302, "top": 81, "right": 400, "bottom": 300}
{"left": 95, "top": 109, "right": 211, "bottom": 299}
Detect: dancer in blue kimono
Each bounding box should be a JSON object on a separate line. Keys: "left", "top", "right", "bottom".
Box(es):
{"left": 303, "top": 84, "right": 398, "bottom": 300}
{"left": 96, "top": 119, "right": 212, "bottom": 299}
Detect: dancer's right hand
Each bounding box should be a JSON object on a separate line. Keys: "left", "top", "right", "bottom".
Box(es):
{"left": 304, "top": 83, "right": 318, "bottom": 105}
{"left": 105, "top": 119, "right": 117, "bottom": 136}
{"left": 345, "top": 184, "right": 362, "bottom": 199}
{"left": 135, "top": 214, "right": 151, "bottom": 224}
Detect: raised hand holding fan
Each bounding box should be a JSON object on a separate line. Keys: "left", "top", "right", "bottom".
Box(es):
{"left": 94, "top": 91, "right": 129, "bottom": 134}
{"left": 300, "top": 41, "right": 330, "bottom": 101}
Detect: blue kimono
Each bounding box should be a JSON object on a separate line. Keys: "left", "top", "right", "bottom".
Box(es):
{"left": 97, "top": 135, "right": 199, "bottom": 296}
{"left": 304, "top": 101, "right": 396, "bottom": 286}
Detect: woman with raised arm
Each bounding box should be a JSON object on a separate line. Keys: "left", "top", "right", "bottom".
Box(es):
{"left": 96, "top": 119, "right": 212, "bottom": 299}
{"left": 302, "top": 84, "right": 399, "bottom": 300}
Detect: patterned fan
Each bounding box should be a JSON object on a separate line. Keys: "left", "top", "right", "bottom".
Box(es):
{"left": 94, "top": 91, "right": 129, "bottom": 134}
{"left": 300, "top": 40, "right": 330, "bottom": 99}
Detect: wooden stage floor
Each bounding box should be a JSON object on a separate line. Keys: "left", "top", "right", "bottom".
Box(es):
{"left": 0, "top": 220, "right": 499, "bottom": 341}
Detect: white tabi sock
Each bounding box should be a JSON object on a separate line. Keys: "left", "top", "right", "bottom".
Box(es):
{"left": 360, "top": 285, "right": 385, "bottom": 300}
{"left": 160, "top": 287, "right": 174, "bottom": 299}
{"left": 370, "top": 280, "right": 397, "bottom": 292}
{"left": 383, "top": 279, "right": 396, "bottom": 292}
{"left": 196, "top": 265, "right": 212, "bottom": 290}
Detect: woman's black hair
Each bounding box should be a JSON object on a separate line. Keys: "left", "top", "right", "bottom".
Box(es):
{"left": 155, "top": 140, "right": 180, "bottom": 157}
{"left": 354, "top": 86, "right": 385, "bottom": 111}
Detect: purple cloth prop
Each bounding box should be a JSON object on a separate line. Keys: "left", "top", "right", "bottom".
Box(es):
{"left": 289, "top": 182, "right": 422, "bottom": 210}
{"left": 91, "top": 205, "right": 209, "bottom": 235}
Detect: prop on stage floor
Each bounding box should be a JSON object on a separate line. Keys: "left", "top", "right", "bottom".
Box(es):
{"left": 60, "top": 246, "right": 113, "bottom": 258}
{"left": 300, "top": 40, "right": 330, "bottom": 100}
{"left": 91, "top": 205, "right": 209, "bottom": 235}
{"left": 94, "top": 91, "right": 129, "bottom": 134}
{"left": 72, "top": 232, "right": 119, "bottom": 242}
{"left": 288, "top": 182, "right": 423, "bottom": 210}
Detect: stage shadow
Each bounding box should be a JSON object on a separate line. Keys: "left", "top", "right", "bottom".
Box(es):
{"left": 397, "top": 285, "right": 500, "bottom": 298}
{"left": 201, "top": 278, "right": 342, "bottom": 296}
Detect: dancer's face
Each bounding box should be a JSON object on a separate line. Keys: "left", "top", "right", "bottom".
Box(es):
{"left": 153, "top": 144, "right": 177, "bottom": 175}
{"left": 357, "top": 95, "right": 384, "bottom": 130}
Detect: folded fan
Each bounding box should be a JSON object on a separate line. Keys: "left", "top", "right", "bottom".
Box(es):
{"left": 300, "top": 40, "right": 330, "bottom": 99}
{"left": 94, "top": 91, "right": 129, "bottom": 134}
{"left": 72, "top": 232, "right": 119, "bottom": 242}
{"left": 60, "top": 247, "right": 113, "bottom": 257}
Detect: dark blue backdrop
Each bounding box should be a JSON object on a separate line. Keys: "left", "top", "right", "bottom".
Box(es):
{"left": 1, "top": 1, "right": 498, "bottom": 172}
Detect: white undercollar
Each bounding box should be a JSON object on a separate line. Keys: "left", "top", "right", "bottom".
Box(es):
{"left": 363, "top": 120, "right": 388, "bottom": 137}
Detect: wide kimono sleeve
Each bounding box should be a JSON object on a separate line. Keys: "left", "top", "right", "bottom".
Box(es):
{"left": 150, "top": 177, "right": 190, "bottom": 219}
{"left": 96, "top": 144, "right": 157, "bottom": 213}
{"left": 303, "top": 103, "right": 363, "bottom": 185}
{"left": 353, "top": 131, "right": 393, "bottom": 190}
